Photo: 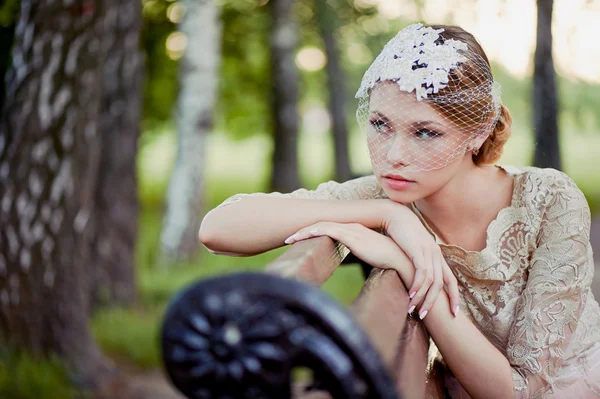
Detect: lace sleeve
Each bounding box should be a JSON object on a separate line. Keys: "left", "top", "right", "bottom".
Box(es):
{"left": 215, "top": 175, "right": 386, "bottom": 208}
{"left": 506, "top": 172, "right": 594, "bottom": 398}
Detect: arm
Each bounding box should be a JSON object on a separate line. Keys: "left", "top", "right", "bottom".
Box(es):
{"left": 396, "top": 258, "right": 516, "bottom": 398}
{"left": 402, "top": 173, "right": 593, "bottom": 398}
{"left": 504, "top": 174, "right": 593, "bottom": 398}
{"left": 285, "top": 222, "right": 515, "bottom": 398}
{"left": 199, "top": 176, "right": 396, "bottom": 255}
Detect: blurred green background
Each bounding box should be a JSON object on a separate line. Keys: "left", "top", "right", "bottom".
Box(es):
{"left": 135, "top": 0, "right": 600, "bottom": 374}
{"left": 1, "top": 0, "right": 599, "bottom": 397}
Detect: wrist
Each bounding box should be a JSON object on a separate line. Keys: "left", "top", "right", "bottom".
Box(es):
{"left": 377, "top": 199, "right": 410, "bottom": 230}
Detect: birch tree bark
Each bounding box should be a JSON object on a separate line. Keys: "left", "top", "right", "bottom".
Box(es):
{"left": 533, "top": 0, "right": 561, "bottom": 169}
{"left": 90, "top": 0, "right": 142, "bottom": 308}
{"left": 159, "top": 0, "right": 222, "bottom": 262}
{"left": 0, "top": 0, "right": 115, "bottom": 387}
{"left": 269, "top": 0, "right": 301, "bottom": 192}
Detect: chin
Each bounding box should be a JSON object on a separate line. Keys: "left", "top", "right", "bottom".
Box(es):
{"left": 379, "top": 184, "right": 423, "bottom": 204}
{"left": 385, "top": 192, "right": 421, "bottom": 204}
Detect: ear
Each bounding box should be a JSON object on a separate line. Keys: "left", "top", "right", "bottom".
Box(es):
{"left": 471, "top": 132, "right": 489, "bottom": 151}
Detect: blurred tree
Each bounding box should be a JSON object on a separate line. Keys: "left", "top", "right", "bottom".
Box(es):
{"left": 316, "top": 0, "right": 352, "bottom": 182}
{"left": 0, "top": 0, "right": 19, "bottom": 112}
{"left": 140, "top": 0, "right": 178, "bottom": 126}
{"left": 160, "top": 0, "right": 222, "bottom": 261}
{"left": 269, "top": 0, "right": 301, "bottom": 192}
{"left": 90, "top": 0, "right": 143, "bottom": 307}
{"left": 533, "top": 0, "right": 561, "bottom": 169}
{"left": 0, "top": 0, "right": 117, "bottom": 387}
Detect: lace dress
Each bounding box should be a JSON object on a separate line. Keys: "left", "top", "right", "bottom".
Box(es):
{"left": 217, "top": 166, "right": 600, "bottom": 398}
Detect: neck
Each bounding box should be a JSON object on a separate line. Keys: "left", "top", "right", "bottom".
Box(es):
{"left": 415, "top": 161, "right": 487, "bottom": 224}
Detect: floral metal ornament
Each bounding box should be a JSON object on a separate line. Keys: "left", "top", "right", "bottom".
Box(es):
{"left": 161, "top": 273, "right": 398, "bottom": 399}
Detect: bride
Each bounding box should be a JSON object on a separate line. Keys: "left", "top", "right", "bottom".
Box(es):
{"left": 200, "top": 23, "right": 600, "bottom": 398}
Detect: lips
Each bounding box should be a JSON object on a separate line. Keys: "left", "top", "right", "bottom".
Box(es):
{"left": 384, "top": 174, "right": 414, "bottom": 182}
{"left": 382, "top": 174, "right": 415, "bottom": 190}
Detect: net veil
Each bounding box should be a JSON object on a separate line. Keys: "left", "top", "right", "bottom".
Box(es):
{"left": 356, "top": 23, "right": 502, "bottom": 173}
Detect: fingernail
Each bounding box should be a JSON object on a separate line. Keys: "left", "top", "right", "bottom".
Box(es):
{"left": 284, "top": 235, "right": 296, "bottom": 244}
{"left": 409, "top": 292, "right": 416, "bottom": 299}
{"left": 408, "top": 305, "right": 415, "bottom": 314}
{"left": 419, "top": 310, "right": 428, "bottom": 320}
{"left": 309, "top": 229, "right": 319, "bottom": 234}
{"left": 454, "top": 305, "right": 459, "bottom": 317}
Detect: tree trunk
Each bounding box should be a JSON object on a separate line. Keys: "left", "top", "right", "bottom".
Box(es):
{"left": 316, "top": 0, "right": 352, "bottom": 183}
{"left": 89, "top": 0, "right": 142, "bottom": 308}
{"left": 0, "top": 23, "right": 16, "bottom": 113}
{"left": 159, "top": 0, "right": 222, "bottom": 262}
{"left": 0, "top": 0, "right": 115, "bottom": 388}
{"left": 532, "top": 0, "right": 561, "bottom": 170}
{"left": 269, "top": 0, "right": 301, "bottom": 192}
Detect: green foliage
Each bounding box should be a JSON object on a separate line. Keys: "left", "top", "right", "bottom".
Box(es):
{"left": 0, "top": 349, "right": 79, "bottom": 399}
{"left": 559, "top": 77, "right": 600, "bottom": 132}
{"left": 141, "top": 0, "right": 178, "bottom": 126}
{"left": 0, "top": 0, "right": 19, "bottom": 27}
{"left": 91, "top": 307, "right": 162, "bottom": 369}
{"left": 217, "top": 2, "right": 271, "bottom": 140}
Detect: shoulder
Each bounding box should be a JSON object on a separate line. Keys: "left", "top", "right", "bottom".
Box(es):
{"left": 515, "top": 166, "right": 588, "bottom": 211}
{"left": 515, "top": 167, "right": 591, "bottom": 238}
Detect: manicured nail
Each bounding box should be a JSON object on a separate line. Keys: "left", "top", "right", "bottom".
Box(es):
{"left": 408, "top": 305, "right": 415, "bottom": 314}
{"left": 309, "top": 229, "right": 319, "bottom": 234}
{"left": 454, "top": 306, "right": 459, "bottom": 317}
{"left": 419, "top": 310, "right": 428, "bottom": 320}
{"left": 284, "top": 235, "right": 296, "bottom": 244}
{"left": 409, "top": 292, "right": 416, "bottom": 299}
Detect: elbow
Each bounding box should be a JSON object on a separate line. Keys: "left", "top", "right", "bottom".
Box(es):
{"left": 198, "top": 210, "right": 222, "bottom": 253}
{"left": 198, "top": 210, "right": 246, "bottom": 256}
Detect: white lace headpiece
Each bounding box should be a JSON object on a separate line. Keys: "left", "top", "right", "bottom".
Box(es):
{"left": 355, "top": 23, "right": 502, "bottom": 174}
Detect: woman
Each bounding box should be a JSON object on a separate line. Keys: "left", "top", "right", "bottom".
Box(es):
{"left": 199, "top": 24, "right": 600, "bottom": 398}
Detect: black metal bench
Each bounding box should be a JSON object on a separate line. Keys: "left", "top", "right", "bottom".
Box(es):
{"left": 161, "top": 237, "right": 445, "bottom": 399}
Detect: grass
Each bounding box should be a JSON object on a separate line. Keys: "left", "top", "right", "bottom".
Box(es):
{"left": 0, "top": 350, "right": 78, "bottom": 399}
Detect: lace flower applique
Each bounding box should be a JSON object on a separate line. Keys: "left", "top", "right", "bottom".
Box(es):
{"left": 355, "top": 23, "right": 468, "bottom": 101}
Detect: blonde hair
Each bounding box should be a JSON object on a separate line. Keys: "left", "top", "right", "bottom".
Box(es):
{"left": 427, "top": 25, "right": 512, "bottom": 165}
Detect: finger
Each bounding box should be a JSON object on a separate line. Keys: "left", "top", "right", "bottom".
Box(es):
{"left": 408, "top": 264, "right": 433, "bottom": 315}
{"left": 291, "top": 223, "right": 360, "bottom": 251}
{"left": 442, "top": 259, "right": 461, "bottom": 317}
{"left": 408, "top": 251, "right": 426, "bottom": 299}
{"left": 284, "top": 223, "right": 328, "bottom": 244}
{"left": 417, "top": 257, "right": 443, "bottom": 319}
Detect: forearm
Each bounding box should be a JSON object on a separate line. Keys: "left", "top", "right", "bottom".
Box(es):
{"left": 396, "top": 257, "right": 515, "bottom": 398}
{"left": 200, "top": 198, "right": 395, "bottom": 255}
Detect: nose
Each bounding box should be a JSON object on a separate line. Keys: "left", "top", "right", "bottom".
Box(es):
{"left": 385, "top": 134, "right": 411, "bottom": 167}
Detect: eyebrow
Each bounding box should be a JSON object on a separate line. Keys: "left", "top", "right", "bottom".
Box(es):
{"left": 369, "top": 112, "right": 445, "bottom": 129}
{"left": 369, "top": 111, "right": 391, "bottom": 123}
{"left": 411, "top": 120, "right": 444, "bottom": 128}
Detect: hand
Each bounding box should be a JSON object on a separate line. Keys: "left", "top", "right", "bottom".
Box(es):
{"left": 284, "top": 222, "right": 410, "bottom": 281}
{"left": 382, "top": 202, "right": 460, "bottom": 319}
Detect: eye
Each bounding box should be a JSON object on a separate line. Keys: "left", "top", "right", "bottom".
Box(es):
{"left": 369, "top": 118, "right": 393, "bottom": 134}
{"left": 414, "top": 128, "right": 442, "bottom": 139}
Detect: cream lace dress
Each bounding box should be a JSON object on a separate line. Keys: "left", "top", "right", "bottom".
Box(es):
{"left": 218, "top": 166, "right": 600, "bottom": 398}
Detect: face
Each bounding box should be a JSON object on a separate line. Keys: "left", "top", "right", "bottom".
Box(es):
{"left": 366, "top": 82, "right": 479, "bottom": 203}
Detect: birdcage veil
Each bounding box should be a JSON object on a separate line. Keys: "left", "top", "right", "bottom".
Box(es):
{"left": 355, "top": 23, "right": 502, "bottom": 173}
